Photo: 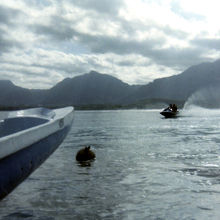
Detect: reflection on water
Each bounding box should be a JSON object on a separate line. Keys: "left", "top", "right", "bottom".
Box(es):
{"left": 0, "top": 111, "right": 9, "bottom": 120}
{"left": 1, "top": 109, "right": 220, "bottom": 219}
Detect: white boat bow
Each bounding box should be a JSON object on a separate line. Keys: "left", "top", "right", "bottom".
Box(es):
{"left": 0, "top": 106, "right": 74, "bottom": 200}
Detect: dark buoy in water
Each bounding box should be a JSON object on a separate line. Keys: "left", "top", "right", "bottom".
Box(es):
{"left": 76, "top": 146, "right": 95, "bottom": 162}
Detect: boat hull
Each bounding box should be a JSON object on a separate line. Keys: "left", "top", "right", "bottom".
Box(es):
{"left": 0, "top": 107, "right": 74, "bottom": 200}
{"left": 0, "top": 125, "right": 71, "bottom": 200}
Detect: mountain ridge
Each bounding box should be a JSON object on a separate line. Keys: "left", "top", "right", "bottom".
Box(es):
{"left": 1, "top": 60, "right": 220, "bottom": 109}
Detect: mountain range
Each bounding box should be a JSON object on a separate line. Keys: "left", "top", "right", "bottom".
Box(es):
{"left": 1, "top": 60, "right": 220, "bottom": 109}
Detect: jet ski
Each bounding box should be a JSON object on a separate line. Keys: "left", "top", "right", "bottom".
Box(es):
{"left": 160, "top": 104, "right": 179, "bottom": 118}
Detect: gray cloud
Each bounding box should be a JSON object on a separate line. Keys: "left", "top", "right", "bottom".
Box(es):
{"left": 117, "top": 60, "right": 135, "bottom": 67}
{"left": 149, "top": 46, "right": 209, "bottom": 69}
{"left": 161, "top": 25, "right": 188, "bottom": 39}
{"left": 0, "top": 5, "right": 20, "bottom": 25}
{"left": 117, "top": 58, "right": 150, "bottom": 67}
{"left": 31, "top": 16, "right": 160, "bottom": 54}
{"left": 0, "top": 30, "right": 13, "bottom": 53}
{"left": 76, "top": 33, "right": 206, "bottom": 69}
{"left": 32, "top": 22, "right": 76, "bottom": 42}
{"left": 191, "top": 38, "right": 220, "bottom": 50}
{"left": 23, "top": 0, "right": 52, "bottom": 9}
{"left": 0, "top": 5, "right": 23, "bottom": 54}
{"left": 116, "top": 16, "right": 189, "bottom": 40}
{"left": 82, "top": 35, "right": 163, "bottom": 55}
{"left": 0, "top": 29, "right": 22, "bottom": 54}
{"left": 72, "top": 0, "right": 124, "bottom": 15}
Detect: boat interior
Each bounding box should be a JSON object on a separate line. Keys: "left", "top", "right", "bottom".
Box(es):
{"left": 0, "top": 117, "right": 49, "bottom": 138}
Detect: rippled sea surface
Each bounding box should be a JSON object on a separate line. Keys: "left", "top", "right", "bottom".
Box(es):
{"left": 1, "top": 108, "right": 220, "bottom": 219}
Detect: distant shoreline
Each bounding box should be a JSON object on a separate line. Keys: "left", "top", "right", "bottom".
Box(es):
{"left": 0, "top": 101, "right": 185, "bottom": 111}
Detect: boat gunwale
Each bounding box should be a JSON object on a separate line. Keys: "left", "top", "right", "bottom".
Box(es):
{"left": 0, "top": 107, "right": 74, "bottom": 160}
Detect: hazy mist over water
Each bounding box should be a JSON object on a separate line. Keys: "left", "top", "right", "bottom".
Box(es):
{"left": 1, "top": 106, "right": 220, "bottom": 219}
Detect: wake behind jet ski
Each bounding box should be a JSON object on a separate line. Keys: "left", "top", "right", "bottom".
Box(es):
{"left": 160, "top": 104, "right": 179, "bottom": 118}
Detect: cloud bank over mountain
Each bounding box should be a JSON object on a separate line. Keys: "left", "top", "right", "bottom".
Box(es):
{"left": 1, "top": 0, "right": 220, "bottom": 89}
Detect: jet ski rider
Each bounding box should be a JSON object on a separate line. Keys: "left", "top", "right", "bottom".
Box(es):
{"left": 165, "top": 104, "right": 178, "bottom": 112}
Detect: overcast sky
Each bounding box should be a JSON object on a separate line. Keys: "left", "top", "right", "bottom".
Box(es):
{"left": 1, "top": 0, "right": 220, "bottom": 89}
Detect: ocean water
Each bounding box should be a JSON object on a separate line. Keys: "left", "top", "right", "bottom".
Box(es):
{"left": 1, "top": 108, "right": 220, "bottom": 219}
